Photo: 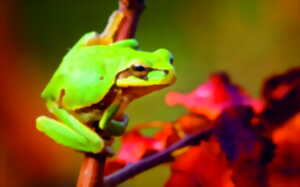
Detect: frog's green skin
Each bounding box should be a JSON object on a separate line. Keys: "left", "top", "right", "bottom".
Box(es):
{"left": 36, "top": 32, "right": 175, "bottom": 153}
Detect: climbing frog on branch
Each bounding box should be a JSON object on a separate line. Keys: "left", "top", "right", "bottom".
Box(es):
{"left": 36, "top": 26, "right": 175, "bottom": 154}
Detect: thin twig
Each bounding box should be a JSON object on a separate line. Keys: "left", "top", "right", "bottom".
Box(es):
{"left": 115, "top": 0, "right": 145, "bottom": 41}
{"left": 104, "top": 129, "right": 213, "bottom": 187}
{"left": 76, "top": 0, "right": 145, "bottom": 187}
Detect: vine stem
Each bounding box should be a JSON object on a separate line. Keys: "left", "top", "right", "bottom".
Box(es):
{"left": 115, "top": 0, "right": 146, "bottom": 41}
{"left": 77, "top": 154, "right": 107, "bottom": 187}
{"left": 76, "top": 0, "right": 145, "bottom": 187}
{"left": 104, "top": 129, "right": 212, "bottom": 187}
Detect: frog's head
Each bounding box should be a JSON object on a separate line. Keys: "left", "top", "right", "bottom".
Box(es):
{"left": 112, "top": 40, "right": 176, "bottom": 98}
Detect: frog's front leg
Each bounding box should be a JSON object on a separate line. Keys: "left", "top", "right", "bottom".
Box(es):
{"left": 98, "top": 92, "right": 130, "bottom": 136}
{"left": 36, "top": 102, "right": 104, "bottom": 153}
{"left": 99, "top": 103, "right": 129, "bottom": 136}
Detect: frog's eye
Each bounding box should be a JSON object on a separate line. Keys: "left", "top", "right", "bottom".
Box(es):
{"left": 132, "top": 64, "right": 147, "bottom": 72}
{"left": 131, "top": 63, "right": 149, "bottom": 78}
{"left": 170, "top": 55, "right": 174, "bottom": 65}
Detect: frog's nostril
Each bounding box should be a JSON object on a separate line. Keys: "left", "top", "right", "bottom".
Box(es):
{"left": 163, "top": 70, "right": 169, "bottom": 75}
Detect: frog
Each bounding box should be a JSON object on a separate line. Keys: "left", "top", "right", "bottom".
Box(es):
{"left": 35, "top": 12, "right": 176, "bottom": 154}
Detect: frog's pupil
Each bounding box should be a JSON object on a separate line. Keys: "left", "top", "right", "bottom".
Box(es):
{"left": 133, "top": 65, "right": 146, "bottom": 72}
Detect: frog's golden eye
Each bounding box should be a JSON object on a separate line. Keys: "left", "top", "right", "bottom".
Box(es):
{"left": 131, "top": 63, "right": 149, "bottom": 78}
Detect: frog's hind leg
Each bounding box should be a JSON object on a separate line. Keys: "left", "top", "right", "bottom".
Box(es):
{"left": 36, "top": 116, "right": 103, "bottom": 153}
{"left": 36, "top": 101, "right": 105, "bottom": 153}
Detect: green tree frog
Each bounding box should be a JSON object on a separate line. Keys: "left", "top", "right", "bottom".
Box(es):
{"left": 36, "top": 32, "right": 176, "bottom": 153}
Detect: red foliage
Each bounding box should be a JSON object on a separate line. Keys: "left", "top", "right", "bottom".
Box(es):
{"left": 213, "top": 106, "right": 258, "bottom": 161}
{"left": 262, "top": 68, "right": 300, "bottom": 126}
{"left": 115, "top": 124, "right": 180, "bottom": 163}
{"left": 104, "top": 160, "right": 126, "bottom": 176}
{"left": 153, "top": 123, "right": 181, "bottom": 150}
{"left": 166, "top": 139, "right": 234, "bottom": 187}
{"left": 105, "top": 68, "right": 300, "bottom": 187}
{"left": 166, "top": 72, "right": 262, "bottom": 119}
{"left": 105, "top": 123, "right": 180, "bottom": 175}
{"left": 105, "top": 130, "right": 157, "bottom": 175}
{"left": 117, "top": 130, "right": 158, "bottom": 163}
{"left": 176, "top": 113, "right": 211, "bottom": 134}
{"left": 268, "top": 114, "right": 300, "bottom": 187}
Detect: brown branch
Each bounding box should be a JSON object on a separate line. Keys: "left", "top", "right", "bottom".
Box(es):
{"left": 77, "top": 154, "right": 107, "bottom": 187}
{"left": 103, "top": 129, "right": 213, "bottom": 187}
{"left": 76, "top": 0, "right": 145, "bottom": 187}
{"left": 115, "top": 0, "right": 145, "bottom": 41}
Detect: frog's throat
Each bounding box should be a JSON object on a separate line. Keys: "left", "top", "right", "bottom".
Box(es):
{"left": 116, "top": 67, "right": 176, "bottom": 88}
{"left": 120, "top": 84, "right": 170, "bottom": 101}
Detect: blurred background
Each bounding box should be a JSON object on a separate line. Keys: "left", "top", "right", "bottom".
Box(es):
{"left": 1, "top": 0, "right": 300, "bottom": 186}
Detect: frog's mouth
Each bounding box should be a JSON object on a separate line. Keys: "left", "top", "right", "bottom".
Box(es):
{"left": 115, "top": 68, "right": 176, "bottom": 100}
{"left": 116, "top": 68, "right": 176, "bottom": 86}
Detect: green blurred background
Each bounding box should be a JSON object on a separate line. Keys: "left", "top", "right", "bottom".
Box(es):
{"left": 1, "top": 0, "right": 299, "bottom": 186}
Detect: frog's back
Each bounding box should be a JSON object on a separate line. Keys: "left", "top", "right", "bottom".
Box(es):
{"left": 42, "top": 46, "right": 121, "bottom": 110}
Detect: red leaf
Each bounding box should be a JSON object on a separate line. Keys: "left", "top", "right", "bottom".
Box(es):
{"left": 105, "top": 123, "right": 180, "bottom": 173}
{"left": 153, "top": 124, "right": 181, "bottom": 150}
{"left": 176, "top": 113, "right": 211, "bottom": 134}
{"left": 166, "top": 139, "right": 234, "bottom": 187}
{"left": 269, "top": 113, "right": 300, "bottom": 186}
{"left": 166, "top": 72, "right": 261, "bottom": 119}
{"left": 261, "top": 68, "right": 300, "bottom": 125}
{"left": 116, "top": 130, "right": 158, "bottom": 163}
{"left": 214, "top": 106, "right": 273, "bottom": 187}
{"left": 214, "top": 106, "right": 258, "bottom": 161}
{"left": 104, "top": 160, "right": 126, "bottom": 176}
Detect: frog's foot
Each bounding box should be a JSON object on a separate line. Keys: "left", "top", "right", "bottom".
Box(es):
{"left": 36, "top": 116, "right": 104, "bottom": 153}
{"left": 106, "top": 114, "right": 129, "bottom": 136}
